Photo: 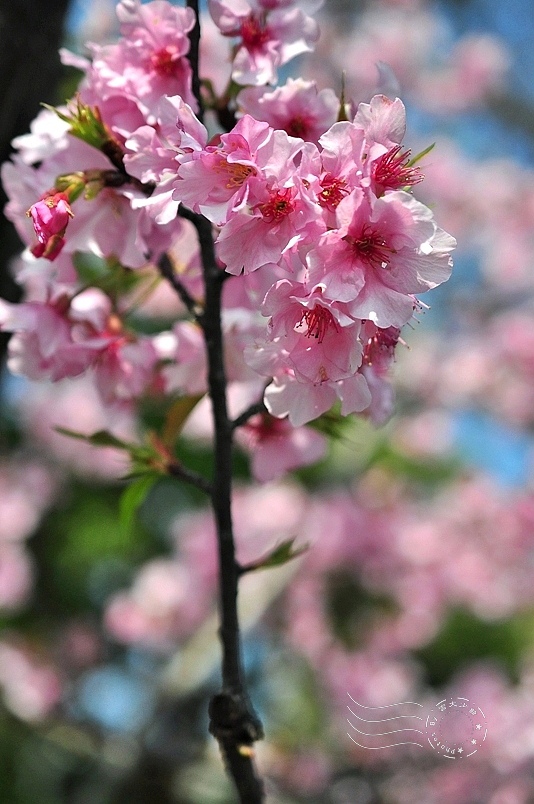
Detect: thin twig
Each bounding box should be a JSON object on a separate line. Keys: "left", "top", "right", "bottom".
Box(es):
{"left": 231, "top": 400, "right": 268, "bottom": 430}
{"left": 167, "top": 460, "right": 212, "bottom": 495}
{"left": 185, "top": 0, "right": 204, "bottom": 123}
{"left": 157, "top": 251, "right": 203, "bottom": 320}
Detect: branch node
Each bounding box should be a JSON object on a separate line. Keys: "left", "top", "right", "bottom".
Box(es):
{"left": 208, "top": 691, "right": 264, "bottom": 746}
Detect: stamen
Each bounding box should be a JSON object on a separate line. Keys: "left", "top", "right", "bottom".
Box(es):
{"left": 241, "top": 15, "right": 270, "bottom": 51}
{"left": 318, "top": 174, "right": 350, "bottom": 211}
{"left": 286, "top": 116, "right": 309, "bottom": 139}
{"left": 344, "top": 224, "right": 395, "bottom": 269}
{"left": 317, "top": 365, "right": 329, "bottom": 383}
{"left": 363, "top": 325, "right": 401, "bottom": 367}
{"left": 151, "top": 46, "right": 181, "bottom": 77}
{"left": 371, "top": 146, "right": 424, "bottom": 195}
{"left": 257, "top": 187, "right": 295, "bottom": 222}
{"left": 215, "top": 158, "right": 256, "bottom": 189}
{"left": 245, "top": 413, "right": 284, "bottom": 443}
{"left": 298, "top": 305, "right": 338, "bottom": 344}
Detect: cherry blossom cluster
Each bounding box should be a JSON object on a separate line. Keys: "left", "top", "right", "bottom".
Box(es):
{"left": 0, "top": 0, "right": 455, "bottom": 474}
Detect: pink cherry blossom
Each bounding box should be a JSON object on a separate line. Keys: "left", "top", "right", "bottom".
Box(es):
{"left": 84, "top": 0, "right": 197, "bottom": 120}
{"left": 92, "top": 336, "right": 159, "bottom": 405}
{"left": 209, "top": 0, "right": 320, "bottom": 85}
{"left": 215, "top": 178, "right": 321, "bottom": 274}
{"left": 0, "top": 295, "right": 97, "bottom": 382}
{"left": 159, "top": 321, "right": 208, "bottom": 396}
{"left": 0, "top": 460, "right": 57, "bottom": 544}
{"left": 235, "top": 412, "right": 327, "bottom": 481}
{"left": 359, "top": 364, "right": 396, "bottom": 425}
{"left": 105, "top": 558, "right": 213, "bottom": 650}
{"left": 237, "top": 78, "right": 339, "bottom": 144}
{"left": 0, "top": 288, "right": 159, "bottom": 404}
{"left": 11, "top": 106, "right": 71, "bottom": 165}
{"left": 353, "top": 94, "right": 408, "bottom": 148}
{"left": 19, "top": 376, "right": 135, "bottom": 479}
{"left": 0, "top": 546, "right": 34, "bottom": 610}
{"left": 0, "top": 641, "right": 62, "bottom": 722}
{"left": 314, "top": 121, "right": 367, "bottom": 228}
{"left": 125, "top": 95, "right": 208, "bottom": 224}
{"left": 262, "top": 278, "right": 363, "bottom": 383}
{"left": 361, "top": 321, "right": 402, "bottom": 375}
{"left": 416, "top": 35, "right": 510, "bottom": 113}
{"left": 3, "top": 137, "right": 171, "bottom": 270}
{"left": 307, "top": 188, "right": 455, "bottom": 327}
{"left": 262, "top": 370, "right": 371, "bottom": 427}
{"left": 369, "top": 144, "right": 424, "bottom": 197}
{"left": 174, "top": 114, "right": 275, "bottom": 221}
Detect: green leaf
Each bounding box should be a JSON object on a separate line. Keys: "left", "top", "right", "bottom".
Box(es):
{"left": 162, "top": 395, "right": 204, "bottom": 447}
{"left": 55, "top": 427, "right": 134, "bottom": 450}
{"left": 310, "top": 406, "right": 345, "bottom": 439}
{"left": 55, "top": 427, "right": 164, "bottom": 477}
{"left": 43, "top": 99, "right": 110, "bottom": 150}
{"left": 363, "top": 439, "right": 461, "bottom": 486}
{"left": 119, "top": 474, "right": 159, "bottom": 536}
{"left": 72, "top": 252, "right": 146, "bottom": 300}
{"left": 244, "top": 538, "right": 308, "bottom": 573}
{"left": 415, "top": 607, "right": 528, "bottom": 686}
{"left": 407, "top": 142, "right": 435, "bottom": 167}
{"left": 72, "top": 252, "right": 111, "bottom": 285}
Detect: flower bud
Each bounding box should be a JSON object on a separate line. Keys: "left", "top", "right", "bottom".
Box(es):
{"left": 26, "top": 192, "right": 74, "bottom": 261}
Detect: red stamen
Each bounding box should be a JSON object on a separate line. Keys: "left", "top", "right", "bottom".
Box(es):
{"left": 299, "top": 306, "right": 337, "bottom": 344}
{"left": 257, "top": 188, "right": 295, "bottom": 222}
{"left": 371, "top": 146, "right": 424, "bottom": 196}
{"left": 286, "top": 116, "right": 309, "bottom": 139}
{"left": 344, "top": 224, "right": 395, "bottom": 269}
{"left": 318, "top": 174, "right": 350, "bottom": 211}
{"left": 363, "top": 325, "right": 401, "bottom": 368}
{"left": 151, "top": 46, "right": 181, "bottom": 77}
{"left": 245, "top": 413, "right": 285, "bottom": 443}
{"left": 241, "top": 15, "right": 270, "bottom": 51}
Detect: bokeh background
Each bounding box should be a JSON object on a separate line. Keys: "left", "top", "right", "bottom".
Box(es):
{"left": 2, "top": 0, "right": 534, "bottom": 802}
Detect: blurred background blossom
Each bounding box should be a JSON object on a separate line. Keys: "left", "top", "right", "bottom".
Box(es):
{"left": 3, "top": 0, "right": 534, "bottom": 802}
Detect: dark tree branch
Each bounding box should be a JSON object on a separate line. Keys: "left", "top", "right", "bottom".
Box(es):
{"left": 166, "top": 4, "right": 265, "bottom": 794}
{"left": 175, "top": 203, "right": 265, "bottom": 802}
{"left": 185, "top": 0, "right": 204, "bottom": 123}
{"left": 216, "top": 104, "right": 238, "bottom": 134}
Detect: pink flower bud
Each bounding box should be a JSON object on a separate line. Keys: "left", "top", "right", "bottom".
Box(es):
{"left": 26, "top": 192, "right": 74, "bottom": 261}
